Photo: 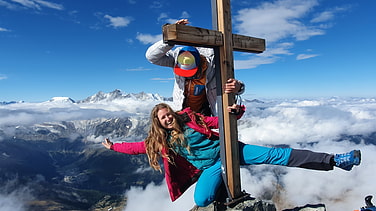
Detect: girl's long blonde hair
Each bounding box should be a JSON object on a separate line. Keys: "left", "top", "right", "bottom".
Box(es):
{"left": 145, "top": 103, "right": 208, "bottom": 172}
{"left": 145, "top": 103, "right": 184, "bottom": 172}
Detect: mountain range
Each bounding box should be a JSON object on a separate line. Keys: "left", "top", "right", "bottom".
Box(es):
{"left": 0, "top": 90, "right": 169, "bottom": 210}
{"left": 77, "top": 89, "right": 171, "bottom": 103}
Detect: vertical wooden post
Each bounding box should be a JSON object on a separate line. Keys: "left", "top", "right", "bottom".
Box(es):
{"left": 213, "top": 0, "right": 242, "bottom": 200}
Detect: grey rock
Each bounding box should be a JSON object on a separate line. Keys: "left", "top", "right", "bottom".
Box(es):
{"left": 189, "top": 197, "right": 276, "bottom": 211}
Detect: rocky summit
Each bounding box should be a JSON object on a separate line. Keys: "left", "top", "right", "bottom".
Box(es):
{"left": 188, "top": 197, "right": 326, "bottom": 211}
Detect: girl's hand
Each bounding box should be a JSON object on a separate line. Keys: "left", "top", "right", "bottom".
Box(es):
{"left": 102, "top": 138, "right": 113, "bottom": 150}
{"left": 227, "top": 104, "right": 240, "bottom": 115}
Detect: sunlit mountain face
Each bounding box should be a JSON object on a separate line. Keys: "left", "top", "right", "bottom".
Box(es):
{"left": 1, "top": 91, "right": 375, "bottom": 211}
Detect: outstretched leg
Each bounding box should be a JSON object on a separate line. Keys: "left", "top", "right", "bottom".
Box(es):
{"left": 238, "top": 142, "right": 292, "bottom": 166}
{"left": 288, "top": 149, "right": 361, "bottom": 171}
{"left": 287, "top": 149, "right": 333, "bottom": 170}
{"left": 238, "top": 142, "right": 361, "bottom": 171}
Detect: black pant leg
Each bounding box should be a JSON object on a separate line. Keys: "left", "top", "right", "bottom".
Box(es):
{"left": 287, "top": 149, "right": 334, "bottom": 171}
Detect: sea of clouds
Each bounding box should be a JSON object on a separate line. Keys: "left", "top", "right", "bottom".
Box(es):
{"left": 1, "top": 96, "right": 376, "bottom": 210}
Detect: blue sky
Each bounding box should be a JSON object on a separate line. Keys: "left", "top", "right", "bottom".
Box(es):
{"left": 1, "top": 0, "right": 375, "bottom": 102}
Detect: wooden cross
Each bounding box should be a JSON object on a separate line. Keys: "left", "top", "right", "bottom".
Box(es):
{"left": 162, "top": 0, "right": 265, "bottom": 203}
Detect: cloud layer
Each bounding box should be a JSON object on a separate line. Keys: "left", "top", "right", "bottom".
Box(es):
{"left": 1, "top": 96, "right": 376, "bottom": 210}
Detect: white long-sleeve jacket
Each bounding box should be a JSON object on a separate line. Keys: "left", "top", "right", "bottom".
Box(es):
{"left": 145, "top": 40, "right": 244, "bottom": 116}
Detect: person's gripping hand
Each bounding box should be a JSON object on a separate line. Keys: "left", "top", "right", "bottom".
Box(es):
{"left": 224, "top": 78, "right": 242, "bottom": 94}
{"left": 175, "top": 19, "right": 189, "bottom": 25}
{"left": 102, "top": 138, "right": 113, "bottom": 150}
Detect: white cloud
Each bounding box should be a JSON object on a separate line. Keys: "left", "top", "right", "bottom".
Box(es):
{"left": 235, "top": 42, "right": 294, "bottom": 70}
{"left": 0, "top": 74, "right": 7, "bottom": 80}
{"left": 11, "top": 0, "right": 40, "bottom": 9}
{"left": 0, "top": 96, "right": 166, "bottom": 128}
{"left": 0, "top": 0, "right": 18, "bottom": 10}
{"left": 234, "top": 0, "right": 321, "bottom": 43}
{"left": 311, "top": 6, "right": 349, "bottom": 23}
{"left": 156, "top": 11, "right": 190, "bottom": 25}
{"left": 124, "top": 67, "right": 151, "bottom": 72}
{"left": 238, "top": 99, "right": 376, "bottom": 145}
{"left": 149, "top": 1, "right": 162, "bottom": 9}
{"left": 180, "top": 11, "right": 190, "bottom": 19}
{"left": 10, "top": 0, "right": 63, "bottom": 10}
{"left": 104, "top": 15, "right": 132, "bottom": 28}
{"left": 311, "top": 11, "right": 335, "bottom": 23}
{"left": 128, "top": 0, "right": 136, "bottom": 5}
{"left": 150, "top": 78, "right": 174, "bottom": 81}
{"left": 231, "top": 0, "right": 345, "bottom": 69}
{"left": 33, "top": 0, "right": 63, "bottom": 10}
{"left": 235, "top": 55, "right": 277, "bottom": 70}
{"left": 136, "top": 33, "right": 162, "bottom": 45}
{"left": 0, "top": 27, "right": 10, "bottom": 32}
{"left": 124, "top": 181, "right": 195, "bottom": 211}
{"left": 0, "top": 180, "right": 33, "bottom": 211}
{"left": 296, "top": 53, "right": 319, "bottom": 60}
{"left": 157, "top": 13, "right": 168, "bottom": 22}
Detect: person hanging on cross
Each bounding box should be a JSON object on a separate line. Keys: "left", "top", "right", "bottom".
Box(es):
{"left": 145, "top": 19, "right": 245, "bottom": 116}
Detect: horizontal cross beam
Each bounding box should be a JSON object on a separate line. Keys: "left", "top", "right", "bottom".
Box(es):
{"left": 163, "top": 24, "right": 265, "bottom": 53}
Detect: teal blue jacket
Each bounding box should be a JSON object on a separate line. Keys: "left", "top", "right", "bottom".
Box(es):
{"left": 169, "top": 126, "right": 220, "bottom": 170}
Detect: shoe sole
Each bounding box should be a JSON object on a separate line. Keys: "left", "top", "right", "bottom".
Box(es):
{"left": 353, "top": 150, "right": 361, "bottom": 166}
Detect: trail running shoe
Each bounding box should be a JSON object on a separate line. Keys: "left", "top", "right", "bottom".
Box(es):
{"left": 334, "top": 150, "right": 361, "bottom": 171}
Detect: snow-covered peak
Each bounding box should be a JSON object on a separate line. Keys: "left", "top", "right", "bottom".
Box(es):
{"left": 78, "top": 89, "right": 124, "bottom": 103}
{"left": 49, "top": 97, "right": 75, "bottom": 103}
{"left": 78, "top": 89, "right": 167, "bottom": 103}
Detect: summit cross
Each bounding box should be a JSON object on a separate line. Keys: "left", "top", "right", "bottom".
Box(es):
{"left": 162, "top": 0, "right": 265, "bottom": 203}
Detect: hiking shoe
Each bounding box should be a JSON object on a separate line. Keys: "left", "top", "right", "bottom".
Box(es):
{"left": 334, "top": 150, "right": 361, "bottom": 171}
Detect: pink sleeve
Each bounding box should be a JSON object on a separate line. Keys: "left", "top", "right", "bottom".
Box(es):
{"left": 203, "top": 105, "right": 246, "bottom": 128}
{"left": 203, "top": 116, "right": 219, "bottom": 129}
{"left": 111, "top": 141, "right": 147, "bottom": 155}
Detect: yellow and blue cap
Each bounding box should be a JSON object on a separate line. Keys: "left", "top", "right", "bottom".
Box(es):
{"left": 174, "top": 46, "right": 201, "bottom": 77}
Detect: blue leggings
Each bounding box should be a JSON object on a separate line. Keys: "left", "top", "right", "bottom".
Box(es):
{"left": 193, "top": 142, "right": 333, "bottom": 207}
